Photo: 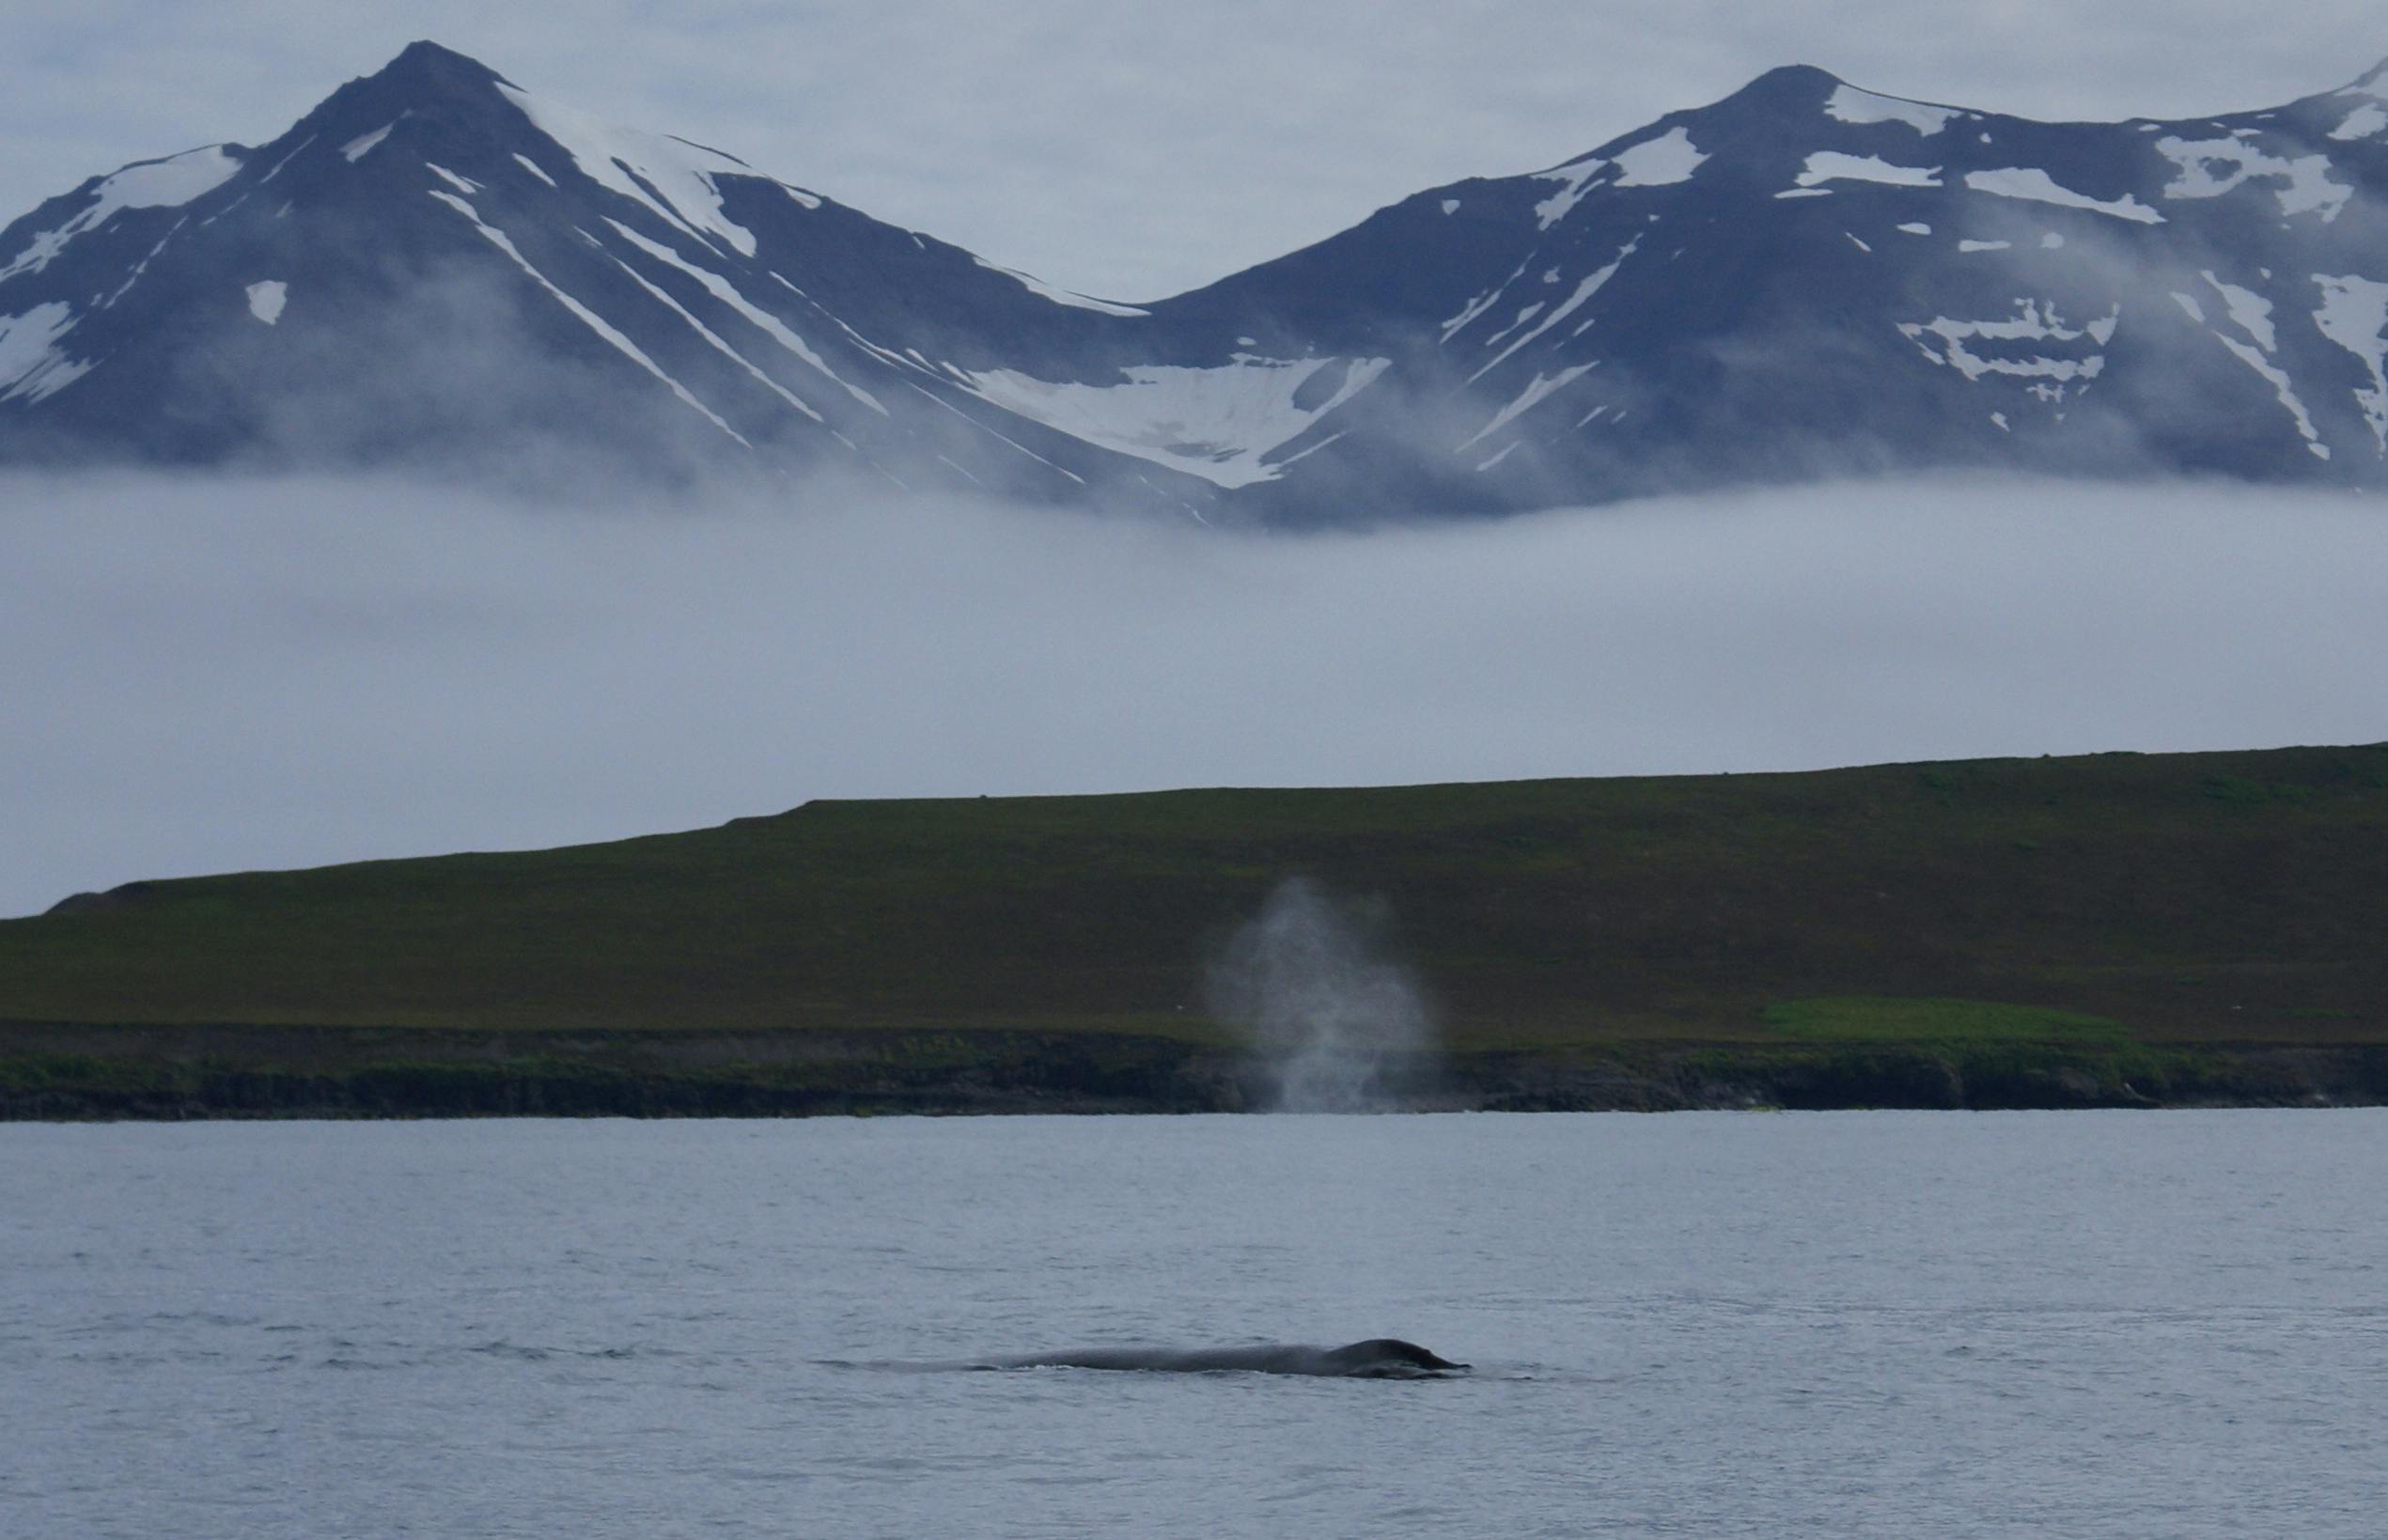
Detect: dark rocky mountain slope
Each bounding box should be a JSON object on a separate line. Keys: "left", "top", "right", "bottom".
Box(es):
{"left": 8, "top": 42, "right": 2388, "bottom": 520}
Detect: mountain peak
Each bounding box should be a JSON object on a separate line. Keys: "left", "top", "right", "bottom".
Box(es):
{"left": 304, "top": 39, "right": 514, "bottom": 122}
{"left": 377, "top": 39, "right": 513, "bottom": 89}
{"left": 258, "top": 40, "right": 523, "bottom": 173}
{"left": 1720, "top": 63, "right": 1849, "bottom": 110}
{"left": 1747, "top": 63, "right": 1846, "bottom": 91}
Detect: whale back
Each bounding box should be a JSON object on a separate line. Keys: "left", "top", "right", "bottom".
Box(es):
{"left": 1319, "top": 1338, "right": 1471, "bottom": 1377}
{"left": 980, "top": 1338, "right": 1469, "bottom": 1377}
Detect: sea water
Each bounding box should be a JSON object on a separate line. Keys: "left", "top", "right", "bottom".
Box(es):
{"left": 2, "top": 1110, "right": 2380, "bottom": 1537}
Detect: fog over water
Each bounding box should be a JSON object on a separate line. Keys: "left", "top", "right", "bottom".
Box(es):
{"left": 8, "top": 471, "right": 2388, "bottom": 916}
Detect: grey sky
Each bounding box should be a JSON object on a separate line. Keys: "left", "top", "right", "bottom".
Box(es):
{"left": 2, "top": 1, "right": 2384, "bottom": 297}
{"left": 8, "top": 472, "right": 2387, "bottom": 916}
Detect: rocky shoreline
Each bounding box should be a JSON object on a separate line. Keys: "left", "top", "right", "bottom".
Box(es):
{"left": 8, "top": 1025, "right": 2384, "bottom": 1121}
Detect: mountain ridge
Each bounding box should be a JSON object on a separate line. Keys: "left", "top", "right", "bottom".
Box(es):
{"left": 9, "top": 41, "right": 2388, "bottom": 519}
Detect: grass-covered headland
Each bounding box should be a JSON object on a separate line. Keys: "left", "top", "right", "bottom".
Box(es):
{"left": 6, "top": 744, "right": 2386, "bottom": 1118}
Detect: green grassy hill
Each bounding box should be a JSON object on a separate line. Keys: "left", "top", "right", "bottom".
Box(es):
{"left": 6, "top": 743, "right": 2387, "bottom": 1116}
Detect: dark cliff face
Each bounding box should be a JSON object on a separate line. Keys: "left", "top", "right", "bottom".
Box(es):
{"left": 8, "top": 1022, "right": 2388, "bottom": 1121}
{"left": 9, "top": 43, "right": 2388, "bottom": 518}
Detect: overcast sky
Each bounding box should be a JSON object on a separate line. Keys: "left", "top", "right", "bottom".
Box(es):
{"left": 3, "top": 1, "right": 2385, "bottom": 297}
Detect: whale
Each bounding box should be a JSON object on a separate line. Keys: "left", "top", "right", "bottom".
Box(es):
{"left": 975, "top": 1338, "right": 1469, "bottom": 1378}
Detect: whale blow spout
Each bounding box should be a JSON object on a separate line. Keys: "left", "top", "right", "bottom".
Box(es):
{"left": 1207, "top": 877, "right": 1438, "bottom": 1112}
{"left": 979, "top": 1337, "right": 1470, "bottom": 1377}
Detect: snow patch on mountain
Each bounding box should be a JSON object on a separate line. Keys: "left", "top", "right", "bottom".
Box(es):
{"left": 340, "top": 122, "right": 398, "bottom": 163}
{"left": 2203, "top": 272, "right": 2276, "bottom": 350}
{"left": 1483, "top": 303, "right": 1546, "bottom": 347}
{"left": 2330, "top": 103, "right": 2387, "bottom": 141}
{"left": 1533, "top": 158, "right": 1608, "bottom": 228}
{"left": 954, "top": 356, "right": 1389, "bottom": 488}
{"left": 1824, "top": 85, "right": 1958, "bottom": 136}
{"left": 0, "top": 302, "right": 91, "bottom": 402}
{"left": 1612, "top": 128, "right": 1707, "bottom": 187}
{"left": 1963, "top": 167, "right": 2162, "bottom": 224}
{"left": 257, "top": 136, "right": 314, "bottom": 186}
{"left": 1443, "top": 257, "right": 1535, "bottom": 342}
{"left": 2313, "top": 273, "right": 2388, "bottom": 454}
{"left": 1896, "top": 299, "right": 2115, "bottom": 395}
{"left": 427, "top": 189, "right": 749, "bottom": 445}
{"left": 1795, "top": 151, "right": 1943, "bottom": 189}
{"left": 1, "top": 147, "right": 242, "bottom": 280}
{"left": 969, "top": 257, "right": 1149, "bottom": 317}
{"left": 2154, "top": 135, "right": 2350, "bottom": 221}
{"left": 601, "top": 219, "right": 884, "bottom": 412}
{"left": 2212, "top": 338, "right": 2326, "bottom": 458}
{"left": 244, "top": 280, "right": 287, "bottom": 324}
{"left": 101, "top": 220, "right": 185, "bottom": 309}
{"left": 1459, "top": 362, "right": 1600, "bottom": 450}
{"left": 496, "top": 84, "right": 760, "bottom": 257}
{"left": 605, "top": 256, "right": 823, "bottom": 423}
{"left": 2197, "top": 271, "right": 2325, "bottom": 458}
{"left": 1468, "top": 240, "right": 1636, "bottom": 382}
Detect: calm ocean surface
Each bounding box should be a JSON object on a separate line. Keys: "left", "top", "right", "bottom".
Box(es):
{"left": 3, "top": 1110, "right": 2381, "bottom": 1537}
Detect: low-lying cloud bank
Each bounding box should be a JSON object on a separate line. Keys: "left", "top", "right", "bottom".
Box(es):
{"left": 5, "top": 470, "right": 2384, "bottom": 916}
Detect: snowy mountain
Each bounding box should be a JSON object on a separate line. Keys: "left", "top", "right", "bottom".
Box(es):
{"left": 8, "top": 40, "right": 2388, "bottom": 519}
